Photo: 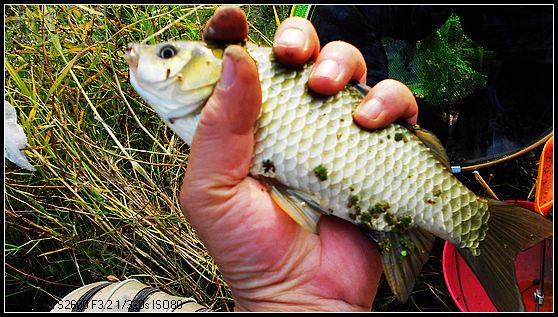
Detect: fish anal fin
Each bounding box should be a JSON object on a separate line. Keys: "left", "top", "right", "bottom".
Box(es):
{"left": 374, "top": 227, "right": 435, "bottom": 303}
{"left": 457, "top": 199, "right": 553, "bottom": 311}
{"left": 258, "top": 177, "right": 323, "bottom": 234}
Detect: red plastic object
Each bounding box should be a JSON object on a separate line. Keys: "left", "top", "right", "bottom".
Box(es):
{"left": 442, "top": 200, "right": 553, "bottom": 312}
{"left": 535, "top": 136, "right": 553, "bottom": 216}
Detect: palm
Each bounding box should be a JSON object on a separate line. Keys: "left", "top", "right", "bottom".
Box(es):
{"left": 198, "top": 176, "right": 383, "bottom": 311}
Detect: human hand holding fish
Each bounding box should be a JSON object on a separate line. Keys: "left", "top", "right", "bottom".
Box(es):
{"left": 180, "top": 7, "right": 393, "bottom": 311}
{"left": 126, "top": 6, "right": 552, "bottom": 312}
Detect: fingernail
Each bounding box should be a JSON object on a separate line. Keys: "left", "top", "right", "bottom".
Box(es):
{"left": 203, "top": 25, "right": 216, "bottom": 38}
{"left": 275, "top": 28, "right": 306, "bottom": 48}
{"left": 220, "top": 51, "right": 236, "bottom": 89}
{"left": 311, "top": 59, "right": 340, "bottom": 80}
{"left": 357, "top": 98, "right": 384, "bottom": 121}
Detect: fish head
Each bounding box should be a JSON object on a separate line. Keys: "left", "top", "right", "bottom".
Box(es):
{"left": 126, "top": 41, "right": 222, "bottom": 136}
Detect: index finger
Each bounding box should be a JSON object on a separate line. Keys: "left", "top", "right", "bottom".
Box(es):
{"left": 273, "top": 17, "right": 320, "bottom": 67}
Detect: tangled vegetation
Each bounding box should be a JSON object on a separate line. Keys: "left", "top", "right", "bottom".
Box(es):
{"left": 5, "top": 5, "right": 542, "bottom": 312}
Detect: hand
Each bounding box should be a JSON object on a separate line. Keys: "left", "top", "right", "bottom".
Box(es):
{"left": 272, "top": 17, "right": 418, "bottom": 129}
{"left": 202, "top": 6, "right": 418, "bottom": 128}
{"left": 181, "top": 6, "right": 417, "bottom": 312}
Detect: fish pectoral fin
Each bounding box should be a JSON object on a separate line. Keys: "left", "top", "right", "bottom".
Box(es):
{"left": 373, "top": 228, "right": 434, "bottom": 303}
{"left": 259, "top": 177, "right": 323, "bottom": 234}
{"left": 404, "top": 123, "right": 452, "bottom": 170}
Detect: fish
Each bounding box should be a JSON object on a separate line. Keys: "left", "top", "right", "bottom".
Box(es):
{"left": 125, "top": 40, "right": 553, "bottom": 311}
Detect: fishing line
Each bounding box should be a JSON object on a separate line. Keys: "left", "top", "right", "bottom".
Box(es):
{"left": 454, "top": 248, "right": 471, "bottom": 312}
{"left": 461, "top": 133, "right": 552, "bottom": 171}
{"left": 534, "top": 239, "right": 547, "bottom": 311}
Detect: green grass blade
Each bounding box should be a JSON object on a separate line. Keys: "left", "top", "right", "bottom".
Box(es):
{"left": 5, "top": 60, "right": 33, "bottom": 101}
{"left": 46, "top": 47, "right": 91, "bottom": 102}
{"left": 272, "top": 5, "right": 281, "bottom": 27}
{"left": 290, "top": 5, "right": 311, "bottom": 18}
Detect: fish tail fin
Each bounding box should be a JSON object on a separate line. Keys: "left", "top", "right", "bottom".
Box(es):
{"left": 458, "top": 199, "right": 553, "bottom": 311}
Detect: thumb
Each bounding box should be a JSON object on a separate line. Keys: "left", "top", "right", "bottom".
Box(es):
{"left": 181, "top": 45, "right": 261, "bottom": 216}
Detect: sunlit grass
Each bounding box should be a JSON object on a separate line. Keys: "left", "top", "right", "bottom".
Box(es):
{"left": 4, "top": 5, "right": 291, "bottom": 312}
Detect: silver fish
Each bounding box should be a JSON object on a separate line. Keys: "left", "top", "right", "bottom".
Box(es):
{"left": 126, "top": 40, "right": 553, "bottom": 311}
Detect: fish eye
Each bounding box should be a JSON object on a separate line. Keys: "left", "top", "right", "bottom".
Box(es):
{"left": 159, "top": 45, "right": 177, "bottom": 59}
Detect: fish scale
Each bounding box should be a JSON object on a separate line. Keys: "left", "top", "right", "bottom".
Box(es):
{"left": 247, "top": 43, "right": 488, "bottom": 250}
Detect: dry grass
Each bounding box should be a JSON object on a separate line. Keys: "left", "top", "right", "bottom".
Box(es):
{"left": 4, "top": 5, "right": 291, "bottom": 311}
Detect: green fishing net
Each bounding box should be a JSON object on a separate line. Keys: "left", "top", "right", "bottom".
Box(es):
{"left": 383, "top": 14, "right": 494, "bottom": 108}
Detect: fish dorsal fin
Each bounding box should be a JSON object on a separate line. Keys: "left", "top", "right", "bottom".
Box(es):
{"left": 372, "top": 227, "right": 435, "bottom": 303}
{"left": 258, "top": 176, "right": 323, "bottom": 234}
{"left": 404, "top": 123, "right": 451, "bottom": 169}
{"left": 352, "top": 81, "right": 372, "bottom": 96}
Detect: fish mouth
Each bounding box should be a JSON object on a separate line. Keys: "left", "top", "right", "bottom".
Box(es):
{"left": 125, "top": 43, "right": 139, "bottom": 73}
